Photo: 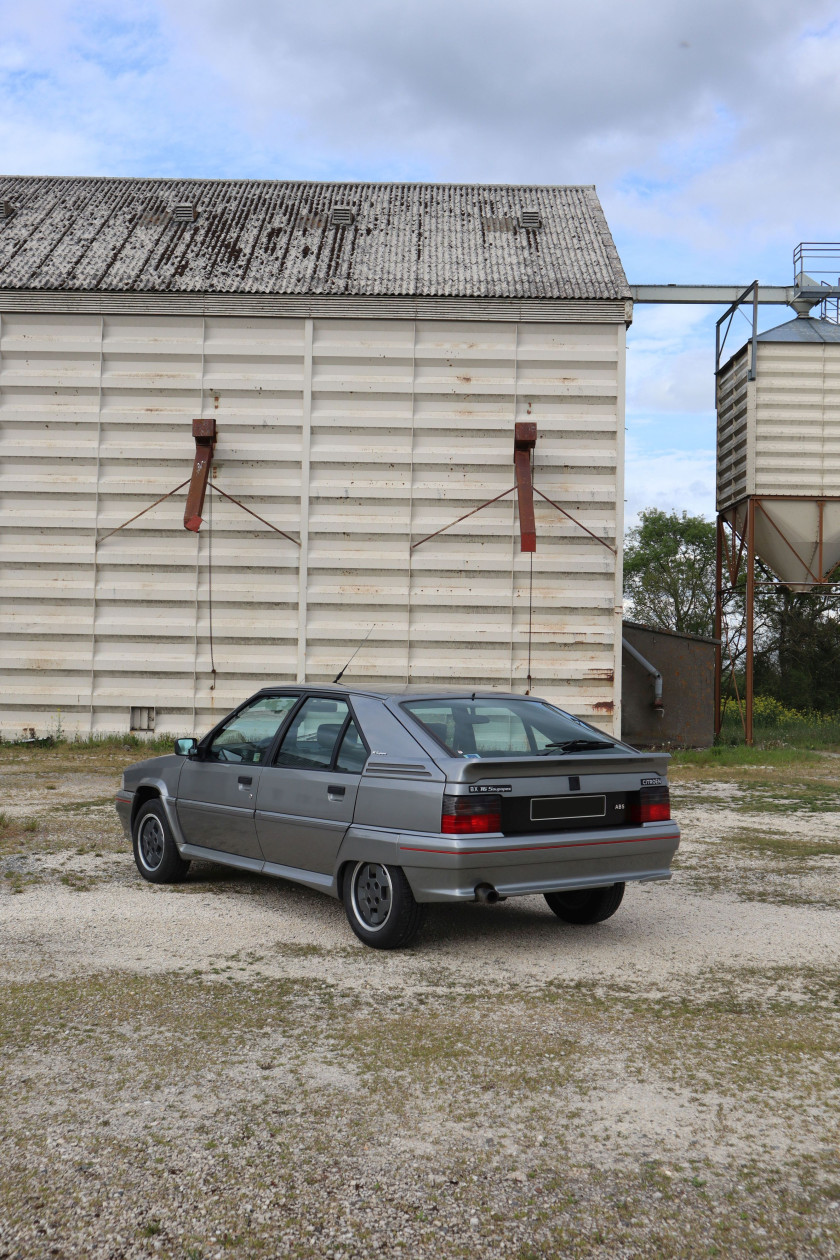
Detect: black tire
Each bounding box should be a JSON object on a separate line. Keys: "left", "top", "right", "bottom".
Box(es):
{"left": 544, "top": 882, "right": 625, "bottom": 925}
{"left": 343, "top": 861, "right": 425, "bottom": 950}
{"left": 132, "top": 798, "right": 191, "bottom": 885}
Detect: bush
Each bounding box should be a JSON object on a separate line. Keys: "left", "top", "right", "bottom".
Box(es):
{"left": 718, "top": 694, "right": 840, "bottom": 749}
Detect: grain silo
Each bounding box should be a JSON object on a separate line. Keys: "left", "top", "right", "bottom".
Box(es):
{"left": 0, "top": 177, "right": 632, "bottom": 741}
{"left": 715, "top": 313, "right": 840, "bottom": 740}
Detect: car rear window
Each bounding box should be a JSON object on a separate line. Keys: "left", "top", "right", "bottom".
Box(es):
{"left": 402, "top": 698, "right": 613, "bottom": 759}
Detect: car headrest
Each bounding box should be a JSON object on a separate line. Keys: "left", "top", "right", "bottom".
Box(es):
{"left": 316, "top": 722, "right": 344, "bottom": 748}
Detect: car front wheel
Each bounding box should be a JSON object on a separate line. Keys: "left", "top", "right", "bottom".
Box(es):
{"left": 544, "top": 882, "right": 625, "bottom": 924}
{"left": 132, "top": 799, "right": 191, "bottom": 884}
{"left": 343, "top": 861, "right": 425, "bottom": 950}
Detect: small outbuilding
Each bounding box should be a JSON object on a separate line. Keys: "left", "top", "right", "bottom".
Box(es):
{"left": 0, "top": 177, "right": 632, "bottom": 739}
{"left": 622, "top": 621, "right": 717, "bottom": 748}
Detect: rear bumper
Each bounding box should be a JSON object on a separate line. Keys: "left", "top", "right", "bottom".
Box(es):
{"left": 397, "top": 821, "right": 680, "bottom": 902}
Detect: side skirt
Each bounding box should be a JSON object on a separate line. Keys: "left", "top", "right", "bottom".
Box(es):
{"left": 178, "top": 843, "right": 338, "bottom": 897}
{"left": 179, "top": 843, "right": 263, "bottom": 874}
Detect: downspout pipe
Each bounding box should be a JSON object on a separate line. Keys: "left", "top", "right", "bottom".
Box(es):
{"left": 623, "top": 638, "right": 664, "bottom": 715}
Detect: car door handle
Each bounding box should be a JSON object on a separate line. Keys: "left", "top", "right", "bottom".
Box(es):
{"left": 238, "top": 776, "right": 253, "bottom": 787}
{"left": 327, "top": 784, "right": 345, "bottom": 797}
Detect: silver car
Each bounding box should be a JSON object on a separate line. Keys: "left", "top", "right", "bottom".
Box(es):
{"left": 115, "top": 686, "right": 680, "bottom": 950}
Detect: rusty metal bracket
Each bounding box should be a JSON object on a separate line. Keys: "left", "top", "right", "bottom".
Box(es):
{"left": 184, "top": 418, "right": 217, "bottom": 532}
{"left": 208, "top": 483, "right": 301, "bottom": 546}
{"left": 97, "top": 478, "right": 191, "bottom": 543}
{"left": 532, "top": 486, "right": 617, "bottom": 554}
{"left": 410, "top": 486, "right": 516, "bottom": 550}
{"left": 514, "top": 422, "right": 537, "bottom": 552}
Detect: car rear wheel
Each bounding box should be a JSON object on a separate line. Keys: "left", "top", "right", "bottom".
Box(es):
{"left": 544, "top": 882, "right": 625, "bottom": 925}
{"left": 343, "top": 861, "right": 425, "bottom": 950}
{"left": 132, "top": 799, "right": 191, "bottom": 884}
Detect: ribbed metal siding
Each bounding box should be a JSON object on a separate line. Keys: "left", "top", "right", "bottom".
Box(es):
{"left": 717, "top": 340, "right": 840, "bottom": 509}
{"left": 753, "top": 341, "right": 840, "bottom": 496}
{"left": 716, "top": 350, "right": 752, "bottom": 510}
{"left": 0, "top": 312, "right": 623, "bottom": 738}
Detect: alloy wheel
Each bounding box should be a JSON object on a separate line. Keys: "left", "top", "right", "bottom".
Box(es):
{"left": 138, "top": 814, "right": 165, "bottom": 870}
{"left": 350, "top": 862, "right": 393, "bottom": 931}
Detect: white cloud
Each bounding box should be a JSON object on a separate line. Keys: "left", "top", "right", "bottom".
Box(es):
{"left": 1, "top": 0, "right": 838, "bottom": 531}
{"left": 5, "top": 1, "right": 839, "bottom": 243}
{"left": 624, "top": 446, "right": 717, "bottom": 527}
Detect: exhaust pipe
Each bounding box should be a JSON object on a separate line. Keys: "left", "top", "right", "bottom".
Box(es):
{"left": 474, "top": 882, "right": 505, "bottom": 904}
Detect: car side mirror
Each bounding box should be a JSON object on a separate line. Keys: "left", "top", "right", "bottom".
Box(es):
{"left": 174, "top": 737, "right": 198, "bottom": 757}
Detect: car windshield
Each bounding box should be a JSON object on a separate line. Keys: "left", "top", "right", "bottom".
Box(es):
{"left": 402, "top": 697, "right": 615, "bottom": 759}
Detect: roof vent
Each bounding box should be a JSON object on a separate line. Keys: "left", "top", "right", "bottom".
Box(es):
{"left": 330, "top": 206, "right": 355, "bottom": 227}
{"left": 519, "top": 210, "right": 542, "bottom": 229}
{"left": 0, "top": 200, "right": 16, "bottom": 222}
{"left": 172, "top": 202, "right": 198, "bottom": 223}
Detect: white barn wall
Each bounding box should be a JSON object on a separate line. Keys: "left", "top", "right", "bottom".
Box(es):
{"left": 0, "top": 311, "right": 624, "bottom": 740}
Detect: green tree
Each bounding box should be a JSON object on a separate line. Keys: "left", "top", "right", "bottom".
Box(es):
{"left": 623, "top": 508, "right": 717, "bottom": 638}
{"left": 754, "top": 588, "right": 840, "bottom": 713}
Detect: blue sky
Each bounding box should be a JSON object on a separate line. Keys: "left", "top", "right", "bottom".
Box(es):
{"left": 3, "top": 0, "right": 840, "bottom": 524}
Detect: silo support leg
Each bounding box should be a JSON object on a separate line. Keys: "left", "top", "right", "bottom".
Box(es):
{"left": 745, "top": 499, "right": 756, "bottom": 746}
{"left": 714, "top": 516, "right": 723, "bottom": 738}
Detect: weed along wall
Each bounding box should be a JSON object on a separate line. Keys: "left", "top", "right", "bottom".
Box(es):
{"left": 0, "top": 178, "right": 632, "bottom": 740}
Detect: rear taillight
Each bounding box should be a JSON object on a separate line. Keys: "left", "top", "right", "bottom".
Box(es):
{"left": 630, "top": 785, "right": 670, "bottom": 824}
{"left": 441, "top": 793, "right": 502, "bottom": 835}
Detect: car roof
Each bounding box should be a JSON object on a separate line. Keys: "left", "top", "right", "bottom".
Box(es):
{"left": 254, "top": 683, "right": 534, "bottom": 702}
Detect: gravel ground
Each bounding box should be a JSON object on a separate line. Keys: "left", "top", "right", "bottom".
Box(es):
{"left": 1, "top": 745, "right": 839, "bottom": 1259}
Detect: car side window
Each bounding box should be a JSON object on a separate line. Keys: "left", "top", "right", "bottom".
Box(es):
{"left": 334, "top": 719, "right": 367, "bottom": 774}
{"left": 206, "top": 695, "right": 299, "bottom": 764}
{"left": 274, "top": 698, "right": 351, "bottom": 771}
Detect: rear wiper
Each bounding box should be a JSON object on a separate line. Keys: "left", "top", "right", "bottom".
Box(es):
{"left": 541, "top": 739, "right": 615, "bottom": 753}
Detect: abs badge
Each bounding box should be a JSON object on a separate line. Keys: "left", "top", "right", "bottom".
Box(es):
{"left": 469, "top": 784, "right": 512, "bottom": 794}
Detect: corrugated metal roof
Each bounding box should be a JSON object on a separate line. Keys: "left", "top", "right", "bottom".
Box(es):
{"left": 0, "top": 177, "right": 628, "bottom": 300}
{"left": 757, "top": 316, "right": 840, "bottom": 343}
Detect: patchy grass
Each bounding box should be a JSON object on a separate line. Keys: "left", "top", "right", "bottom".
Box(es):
{"left": 671, "top": 745, "right": 825, "bottom": 773}
{"left": 3, "top": 742, "right": 840, "bottom": 1256}
{"left": 670, "top": 743, "right": 840, "bottom": 907}
{"left": 724, "top": 827, "right": 840, "bottom": 861}
{"left": 671, "top": 745, "right": 840, "bottom": 801}
{"left": 0, "top": 738, "right": 165, "bottom": 777}
{"left": 51, "top": 795, "right": 119, "bottom": 814}
{"left": 674, "top": 815, "right": 840, "bottom": 908}
{"left": 1, "top": 971, "right": 839, "bottom": 1259}
{"left": 0, "top": 731, "right": 176, "bottom": 753}
{"left": 58, "top": 870, "right": 100, "bottom": 892}
{"left": 2, "top": 866, "right": 43, "bottom": 895}
{"left": 0, "top": 811, "right": 40, "bottom": 836}
{"left": 731, "top": 782, "right": 840, "bottom": 814}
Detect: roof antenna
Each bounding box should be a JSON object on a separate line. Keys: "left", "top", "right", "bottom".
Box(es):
{"left": 332, "top": 624, "right": 375, "bottom": 684}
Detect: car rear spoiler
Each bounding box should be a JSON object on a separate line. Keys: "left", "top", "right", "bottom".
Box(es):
{"left": 443, "top": 751, "right": 671, "bottom": 783}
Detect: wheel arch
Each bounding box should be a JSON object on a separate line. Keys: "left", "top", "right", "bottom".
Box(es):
{"left": 334, "top": 829, "right": 407, "bottom": 899}
{"left": 131, "top": 785, "right": 162, "bottom": 829}
{"left": 335, "top": 859, "right": 352, "bottom": 900}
